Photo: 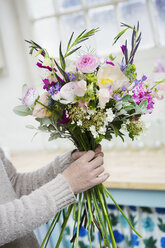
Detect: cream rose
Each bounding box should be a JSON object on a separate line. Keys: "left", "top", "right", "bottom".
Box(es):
{"left": 33, "top": 92, "right": 51, "bottom": 118}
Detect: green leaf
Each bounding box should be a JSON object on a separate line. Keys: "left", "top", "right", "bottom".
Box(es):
{"left": 35, "top": 48, "right": 44, "bottom": 57}
{"left": 65, "top": 46, "right": 81, "bottom": 58}
{"left": 66, "top": 32, "right": 74, "bottom": 52}
{"left": 13, "top": 105, "right": 32, "bottom": 116}
{"left": 54, "top": 60, "right": 69, "bottom": 82}
{"left": 26, "top": 125, "right": 36, "bottom": 129}
{"left": 113, "top": 28, "right": 128, "bottom": 45}
{"left": 48, "top": 132, "right": 61, "bottom": 141}
{"left": 139, "top": 99, "right": 148, "bottom": 110}
{"left": 121, "top": 95, "right": 133, "bottom": 102}
{"left": 59, "top": 42, "right": 66, "bottom": 71}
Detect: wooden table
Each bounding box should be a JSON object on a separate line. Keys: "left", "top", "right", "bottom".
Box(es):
{"left": 10, "top": 147, "right": 165, "bottom": 207}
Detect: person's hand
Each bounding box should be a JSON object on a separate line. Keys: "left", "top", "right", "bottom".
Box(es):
{"left": 71, "top": 144, "right": 104, "bottom": 160}
{"left": 62, "top": 150, "right": 109, "bottom": 194}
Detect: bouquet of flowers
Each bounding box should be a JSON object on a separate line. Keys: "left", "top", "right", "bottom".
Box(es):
{"left": 14, "top": 23, "right": 164, "bottom": 248}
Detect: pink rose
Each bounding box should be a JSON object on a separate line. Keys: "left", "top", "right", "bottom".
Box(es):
{"left": 33, "top": 92, "right": 51, "bottom": 118}
{"left": 76, "top": 54, "right": 99, "bottom": 73}
{"left": 22, "top": 88, "right": 38, "bottom": 107}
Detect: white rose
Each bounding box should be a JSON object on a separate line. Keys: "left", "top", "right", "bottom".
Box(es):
{"left": 97, "top": 88, "right": 111, "bottom": 108}
{"left": 97, "top": 64, "right": 129, "bottom": 91}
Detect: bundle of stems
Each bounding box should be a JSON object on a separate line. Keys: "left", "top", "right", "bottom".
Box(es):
{"left": 40, "top": 135, "right": 142, "bottom": 248}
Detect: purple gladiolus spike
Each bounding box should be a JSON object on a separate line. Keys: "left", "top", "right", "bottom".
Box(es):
{"left": 58, "top": 111, "right": 71, "bottom": 124}
{"left": 121, "top": 45, "right": 126, "bottom": 54}
{"left": 36, "top": 62, "right": 57, "bottom": 72}
{"left": 106, "top": 61, "right": 115, "bottom": 66}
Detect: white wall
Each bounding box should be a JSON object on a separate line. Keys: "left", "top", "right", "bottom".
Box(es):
{"left": 0, "top": 0, "right": 46, "bottom": 151}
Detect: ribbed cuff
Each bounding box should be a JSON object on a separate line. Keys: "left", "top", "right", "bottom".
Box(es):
{"left": 46, "top": 174, "right": 76, "bottom": 212}
{"left": 58, "top": 150, "right": 76, "bottom": 172}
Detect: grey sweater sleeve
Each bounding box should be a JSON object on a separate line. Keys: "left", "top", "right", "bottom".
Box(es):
{"left": 0, "top": 173, "right": 76, "bottom": 246}
{"left": 0, "top": 148, "right": 75, "bottom": 197}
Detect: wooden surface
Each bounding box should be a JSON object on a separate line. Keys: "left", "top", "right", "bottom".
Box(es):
{"left": 10, "top": 147, "right": 165, "bottom": 191}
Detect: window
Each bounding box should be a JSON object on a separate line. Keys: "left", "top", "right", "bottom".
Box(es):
{"left": 25, "top": 0, "right": 165, "bottom": 56}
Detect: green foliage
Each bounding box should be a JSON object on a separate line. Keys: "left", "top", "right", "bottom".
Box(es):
{"left": 124, "top": 64, "right": 137, "bottom": 82}
{"left": 13, "top": 105, "right": 32, "bottom": 116}
{"left": 64, "top": 28, "right": 99, "bottom": 58}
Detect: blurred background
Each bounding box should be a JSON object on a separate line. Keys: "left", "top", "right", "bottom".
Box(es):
{"left": 0, "top": 0, "right": 165, "bottom": 153}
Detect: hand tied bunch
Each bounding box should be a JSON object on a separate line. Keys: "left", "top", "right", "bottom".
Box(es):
{"left": 14, "top": 23, "right": 165, "bottom": 248}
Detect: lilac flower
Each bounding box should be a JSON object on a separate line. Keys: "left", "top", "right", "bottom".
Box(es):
{"left": 121, "top": 86, "right": 127, "bottom": 91}
{"left": 106, "top": 61, "right": 115, "bottom": 66}
{"left": 114, "top": 93, "right": 122, "bottom": 101}
{"left": 121, "top": 45, "right": 126, "bottom": 54}
{"left": 48, "top": 82, "right": 61, "bottom": 95}
{"left": 67, "top": 72, "right": 77, "bottom": 81}
{"left": 119, "top": 61, "right": 127, "bottom": 72}
{"left": 142, "top": 75, "right": 147, "bottom": 82}
{"left": 58, "top": 110, "right": 71, "bottom": 124}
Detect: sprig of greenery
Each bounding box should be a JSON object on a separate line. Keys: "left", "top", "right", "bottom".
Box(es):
{"left": 64, "top": 28, "right": 99, "bottom": 58}
{"left": 113, "top": 22, "right": 141, "bottom": 65}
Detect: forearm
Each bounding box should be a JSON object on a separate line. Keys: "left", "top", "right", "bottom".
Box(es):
{"left": 0, "top": 174, "right": 76, "bottom": 246}
{"left": 1, "top": 148, "right": 75, "bottom": 197}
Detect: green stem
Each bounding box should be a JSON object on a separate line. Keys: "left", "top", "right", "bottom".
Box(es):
{"left": 103, "top": 186, "right": 142, "bottom": 238}
{"left": 86, "top": 191, "right": 94, "bottom": 224}
{"left": 96, "top": 187, "right": 117, "bottom": 248}
{"left": 36, "top": 100, "right": 51, "bottom": 111}
{"left": 75, "top": 193, "right": 82, "bottom": 248}
{"left": 98, "top": 186, "right": 117, "bottom": 248}
{"left": 55, "top": 205, "right": 73, "bottom": 248}
{"left": 40, "top": 215, "right": 58, "bottom": 248}
{"left": 92, "top": 189, "right": 111, "bottom": 248}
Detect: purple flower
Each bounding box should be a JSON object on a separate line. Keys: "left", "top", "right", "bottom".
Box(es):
{"left": 133, "top": 83, "right": 155, "bottom": 113}
{"left": 119, "top": 61, "right": 127, "bottom": 72}
{"left": 48, "top": 82, "right": 61, "bottom": 95}
{"left": 142, "top": 75, "right": 147, "bottom": 82}
{"left": 121, "top": 45, "right": 126, "bottom": 54}
{"left": 121, "top": 85, "right": 127, "bottom": 91}
{"left": 114, "top": 93, "right": 122, "bottom": 101}
{"left": 76, "top": 54, "right": 100, "bottom": 73}
{"left": 36, "top": 62, "right": 56, "bottom": 72}
{"left": 106, "top": 61, "right": 115, "bottom": 66}
{"left": 22, "top": 88, "right": 38, "bottom": 107}
{"left": 58, "top": 110, "right": 71, "bottom": 124}
{"left": 67, "top": 72, "right": 77, "bottom": 81}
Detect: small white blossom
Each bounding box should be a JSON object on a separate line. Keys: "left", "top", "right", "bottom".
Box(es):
{"left": 86, "top": 115, "right": 90, "bottom": 120}
{"left": 89, "top": 125, "right": 99, "bottom": 138}
{"left": 77, "top": 120, "right": 82, "bottom": 126}
{"left": 106, "top": 108, "right": 115, "bottom": 122}
{"left": 98, "top": 126, "right": 106, "bottom": 135}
